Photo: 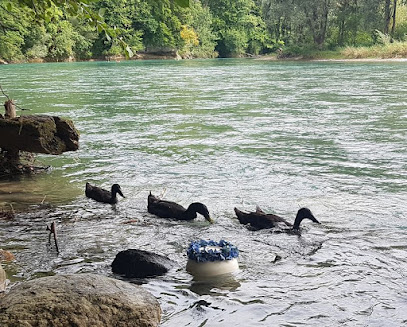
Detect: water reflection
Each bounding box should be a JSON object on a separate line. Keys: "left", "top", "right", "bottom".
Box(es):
{"left": 0, "top": 169, "right": 81, "bottom": 210}
{"left": 189, "top": 273, "right": 241, "bottom": 296}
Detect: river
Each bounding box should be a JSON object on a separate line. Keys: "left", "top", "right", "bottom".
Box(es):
{"left": 0, "top": 59, "right": 406, "bottom": 326}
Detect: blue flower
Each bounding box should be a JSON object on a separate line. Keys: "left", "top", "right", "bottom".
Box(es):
{"left": 187, "top": 240, "right": 239, "bottom": 262}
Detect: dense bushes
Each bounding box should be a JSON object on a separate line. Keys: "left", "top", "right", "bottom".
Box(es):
{"left": 1, "top": 0, "right": 407, "bottom": 62}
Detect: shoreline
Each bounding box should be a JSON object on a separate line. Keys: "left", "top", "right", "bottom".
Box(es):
{"left": 313, "top": 57, "right": 407, "bottom": 62}
{"left": 254, "top": 54, "right": 407, "bottom": 62}
{"left": 3, "top": 55, "right": 407, "bottom": 65}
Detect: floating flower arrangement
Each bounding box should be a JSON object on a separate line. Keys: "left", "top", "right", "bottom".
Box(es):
{"left": 186, "top": 240, "right": 239, "bottom": 277}
{"left": 187, "top": 239, "right": 239, "bottom": 262}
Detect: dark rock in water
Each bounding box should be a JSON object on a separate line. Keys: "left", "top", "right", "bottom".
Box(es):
{"left": 112, "top": 249, "right": 175, "bottom": 278}
{"left": 0, "top": 273, "right": 161, "bottom": 327}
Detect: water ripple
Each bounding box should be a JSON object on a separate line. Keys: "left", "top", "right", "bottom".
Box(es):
{"left": 1, "top": 60, "right": 407, "bottom": 326}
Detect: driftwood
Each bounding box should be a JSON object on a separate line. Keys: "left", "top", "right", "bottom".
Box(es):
{"left": 0, "top": 94, "right": 79, "bottom": 175}
{"left": 0, "top": 115, "right": 79, "bottom": 155}
{"left": 4, "top": 100, "right": 16, "bottom": 119}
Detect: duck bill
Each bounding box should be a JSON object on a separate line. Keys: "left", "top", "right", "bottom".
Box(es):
{"left": 206, "top": 216, "right": 214, "bottom": 224}
{"left": 118, "top": 190, "right": 125, "bottom": 198}
{"left": 311, "top": 215, "right": 320, "bottom": 224}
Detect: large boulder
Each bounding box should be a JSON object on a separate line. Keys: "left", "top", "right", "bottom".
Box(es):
{"left": 112, "top": 249, "right": 175, "bottom": 278}
{"left": 0, "top": 273, "right": 161, "bottom": 327}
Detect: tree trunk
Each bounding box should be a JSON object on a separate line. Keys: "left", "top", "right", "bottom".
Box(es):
{"left": 4, "top": 100, "right": 16, "bottom": 119}
{"left": 2, "top": 100, "right": 19, "bottom": 167}
{"left": 391, "top": 0, "right": 397, "bottom": 35}
{"left": 338, "top": 18, "right": 345, "bottom": 46}
{"left": 384, "top": 0, "right": 391, "bottom": 34}
{"left": 303, "top": 0, "right": 330, "bottom": 48}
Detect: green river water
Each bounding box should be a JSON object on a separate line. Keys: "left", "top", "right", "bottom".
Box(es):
{"left": 0, "top": 59, "right": 406, "bottom": 326}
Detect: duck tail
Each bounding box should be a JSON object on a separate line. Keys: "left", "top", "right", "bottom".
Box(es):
{"left": 234, "top": 207, "right": 242, "bottom": 219}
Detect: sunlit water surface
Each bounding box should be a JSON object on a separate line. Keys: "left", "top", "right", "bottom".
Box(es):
{"left": 1, "top": 59, "right": 406, "bottom": 326}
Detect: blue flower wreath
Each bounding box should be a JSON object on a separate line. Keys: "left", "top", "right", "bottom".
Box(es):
{"left": 187, "top": 239, "right": 239, "bottom": 263}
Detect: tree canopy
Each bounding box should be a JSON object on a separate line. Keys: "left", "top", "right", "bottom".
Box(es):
{"left": 1, "top": 0, "right": 407, "bottom": 62}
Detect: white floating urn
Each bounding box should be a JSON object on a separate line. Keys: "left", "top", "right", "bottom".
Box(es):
{"left": 186, "top": 240, "right": 239, "bottom": 278}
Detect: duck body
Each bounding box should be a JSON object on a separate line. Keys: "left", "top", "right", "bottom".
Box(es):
{"left": 234, "top": 207, "right": 319, "bottom": 231}
{"left": 148, "top": 192, "right": 213, "bottom": 223}
{"left": 85, "top": 183, "right": 125, "bottom": 204}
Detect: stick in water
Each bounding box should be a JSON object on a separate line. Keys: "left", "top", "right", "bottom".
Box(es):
{"left": 46, "top": 222, "right": 59, "bottom": 253}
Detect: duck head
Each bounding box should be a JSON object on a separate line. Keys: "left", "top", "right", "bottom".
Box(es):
{"left": 292, "top": 208, "right": 319, "bottom": 230}
{"left": 189, "top": 202, "right": 214, "bottom": 223}
{"left": 111, "top": 184, "right": 125, "bottom": 198}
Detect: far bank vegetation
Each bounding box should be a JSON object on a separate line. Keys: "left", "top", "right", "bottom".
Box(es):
{"left": 1, "top": 0, "right": 407, "bottom": 62}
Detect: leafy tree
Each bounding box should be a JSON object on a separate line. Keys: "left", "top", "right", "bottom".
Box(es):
{"left": 204, "top": 0, "right": 268, "bottom": 57}
{"left": 4, "top": 0, "right": 407, "bottom": 61}
{"left": 131, "top": 0, "right": 182, "bottom": 50}
{"left": 295, "top": 0, "right": 332, "bottom": 47}
{"left": 245, "top": 4, "right": 270, "bottom": 54}
{"left": 0, "top": 0, "right": 30, "bottom": 61}
{"left": 1, "top": 0, "right": 189, "bottom": 59}
{"left": 23, "top": 25, "right": 49, "bottom": 59}
{"left": 177, "top": 0, "right": 217, "bottom": 58}
{"left": 90, "top": 0, "right": 143, "bottom": 57}
{"left": 70, "top": 18, "right": 98, "bottom": 59}
{"left": 45, "top": 18, "right": 76, "bottom": 61}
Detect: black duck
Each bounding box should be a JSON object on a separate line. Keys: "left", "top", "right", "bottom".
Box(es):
{"left": 85, "top": 183, "right": 125, "bottom": 204}
{"left": 234, "top": 206, "right": 319, "bottom": 231}
{"left": 148, "top": 192, "right": 213, "bottom": 223}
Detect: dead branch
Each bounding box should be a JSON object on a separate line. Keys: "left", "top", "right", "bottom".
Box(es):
{"left": 46, "top": 221, "right": 60, "bottom": 253}
{"left": 0, "top": 85, "right": 31, "bottom": 111}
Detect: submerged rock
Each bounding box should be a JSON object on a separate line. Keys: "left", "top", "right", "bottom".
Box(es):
{"left": 0, "top": 273, "right": 161, "bottom": 327}
{"left": 112, "top": 249, "right": 175, "bottom": 278}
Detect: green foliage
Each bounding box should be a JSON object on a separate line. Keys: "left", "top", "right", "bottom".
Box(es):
{"left": 221, "top": 28, "right": 248, "bottom": 57}
{"left": 392, "top": 4, "right": 407, "bottom": 41}
{"left": 177, "top": 0, "right": 217, "bottom": 58}
{"left": 24, "top": 26, "right": 49, "bottom": 59}
{"left": 393, "top": 22, "right": 407, "bottom": 41}
{"left": 279, "top": 44, "right": 319, "bottom": 59}
{"left": 45, "top": 20, "right": 76, "bottom": 61}
{"left": 142, "top": 0, "right": 182, "bottom": 49}
{"left": 2, "top": 0, "right": 407, "bottom": 62}
{"left": 0, "top": 0, "right": 29, "bottom": 61}
{"left": 0, "top": 31, "right": 25, "bottom": 61}
{"left": 375, "top": 29, "right": 392, "bottom": 44}
{"left": 205, "top": 0, "right": 268, "bottom": 57}
{"left": 353, "top": 32, "right": 375, "bottom": 47}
